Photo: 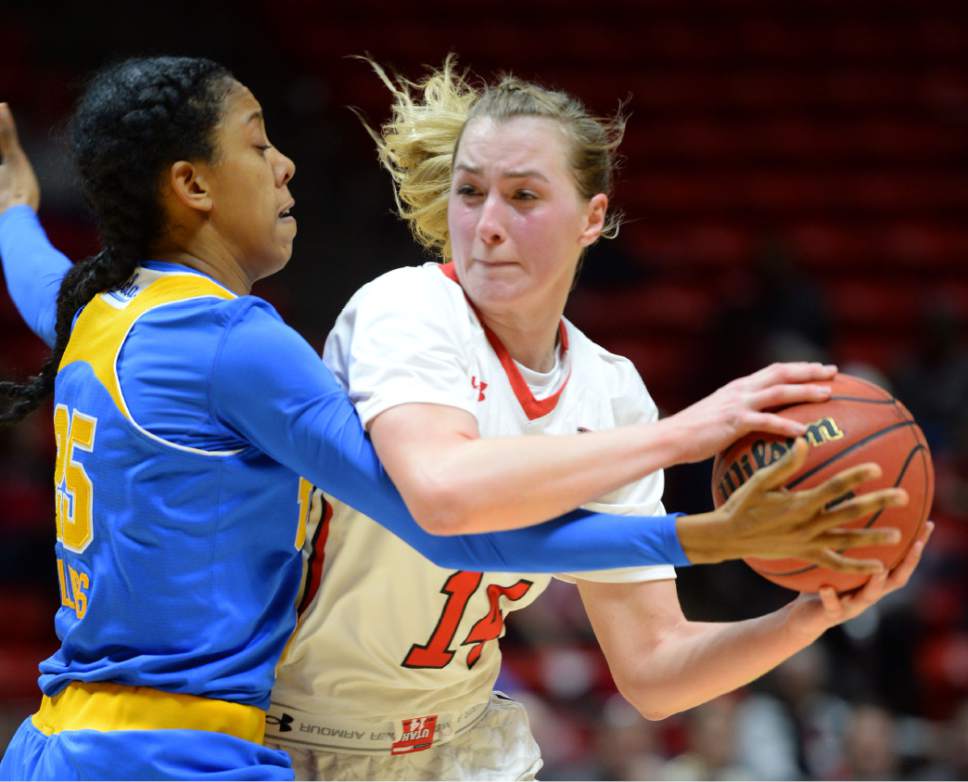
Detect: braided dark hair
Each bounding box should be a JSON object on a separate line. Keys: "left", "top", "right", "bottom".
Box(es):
{"left": 0, "top": 56, "right": 233, "bottom": 423}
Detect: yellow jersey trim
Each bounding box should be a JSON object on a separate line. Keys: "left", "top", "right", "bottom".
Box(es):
{"left": 58, "top": 270, "right": 234, "bottom": 424}
{"left": 31, "top": 681, "right": 266, "bottom": 744}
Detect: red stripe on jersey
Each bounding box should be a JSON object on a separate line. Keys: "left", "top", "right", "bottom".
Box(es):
{"left": 438, "top": 262, "right": 571, "bottom": 420}
{"left": 440, "top": 261, "right": 460, "bottom": 284}
{"left": 297, "top": 498, "right": 333, "bottom": 616}
{"left": 480, "top": 321, "right": 570, "bottom": 420}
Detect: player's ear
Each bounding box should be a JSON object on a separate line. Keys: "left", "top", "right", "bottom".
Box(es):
{"left": 167, "top": 160, "right": 214, "bottom": 214}
{"left": 578, "top": 193, "right": 608, "bottom": 248}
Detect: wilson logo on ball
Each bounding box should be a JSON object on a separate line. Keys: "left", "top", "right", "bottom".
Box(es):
{"left": 717, "top": 417, "right": 845, "bottom": 502}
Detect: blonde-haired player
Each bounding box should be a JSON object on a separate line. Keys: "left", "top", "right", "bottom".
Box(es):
{"left": 265, "top": 59, "right": 928, "bottom": 780}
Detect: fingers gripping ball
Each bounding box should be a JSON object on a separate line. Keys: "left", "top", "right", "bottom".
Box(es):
{"left": 711, "top": 373, "right": 934, "bottom": 592}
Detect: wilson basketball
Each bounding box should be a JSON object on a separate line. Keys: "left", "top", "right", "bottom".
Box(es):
{"left": 710, "top": 373, "right": 933, "bottom": 593}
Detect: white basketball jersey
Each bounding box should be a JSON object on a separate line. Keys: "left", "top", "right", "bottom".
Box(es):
{"left": 270, "top": 262, "right": 674, "bottom": 751}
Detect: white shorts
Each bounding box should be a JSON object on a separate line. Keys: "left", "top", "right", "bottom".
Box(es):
{"left": 267, "top": 693, "right": 543, "bottom": 781}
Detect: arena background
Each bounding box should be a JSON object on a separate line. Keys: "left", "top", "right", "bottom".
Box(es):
{"left": 1, "top": 1, "right": 966, "bottom": 778}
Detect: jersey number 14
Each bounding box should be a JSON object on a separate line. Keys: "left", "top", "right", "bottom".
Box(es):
{"left": 402, "top": 571, "right": 533, "bottom": 670}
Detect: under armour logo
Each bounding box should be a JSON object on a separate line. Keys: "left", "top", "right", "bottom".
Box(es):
{"left": 267, "top": 712, "right": 294, "bottom": 732}
{"left": 471, "top": 376, "right": 488, "bottom": 402}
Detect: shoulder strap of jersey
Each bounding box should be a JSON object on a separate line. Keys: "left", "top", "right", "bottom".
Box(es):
{"left": 58, "top": 268, "right": 235, "bottom": 419}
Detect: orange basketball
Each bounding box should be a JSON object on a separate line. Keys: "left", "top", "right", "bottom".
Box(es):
{"left": 710, "top": 373, "right": 934, "bottom": 593}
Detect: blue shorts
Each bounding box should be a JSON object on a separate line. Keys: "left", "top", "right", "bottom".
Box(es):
{"left": 0, "top": 717, "right": 294, "bottom": 781}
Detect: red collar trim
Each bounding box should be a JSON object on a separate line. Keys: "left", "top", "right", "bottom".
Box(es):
{"left": 440, "top": 261, "right": 460, "bottom": 284}
{"left": 438, "top": 262, "right": 571, "bottom": 420}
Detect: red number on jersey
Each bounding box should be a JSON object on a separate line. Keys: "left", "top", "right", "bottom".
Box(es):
{"left": 402, "top": 571, "right": 482, "bottom": 668}
{"left": 462, "top": 580, "right": 533, "bottom": 668}
{"left": 401, "top": 571, "right": 533, "bottom": 670}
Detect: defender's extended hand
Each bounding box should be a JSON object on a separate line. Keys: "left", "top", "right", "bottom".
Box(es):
{"left": 677, "top": 438, "right": 907, "bottom": 569}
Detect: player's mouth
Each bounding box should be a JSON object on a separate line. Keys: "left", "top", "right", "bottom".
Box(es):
{"left": 278, "top": 201, "right": 296, "bottom": 223}
{"left": 474, "top": 258, "right": 517, "bottom": 268}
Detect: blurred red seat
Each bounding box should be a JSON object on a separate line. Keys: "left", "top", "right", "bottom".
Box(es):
{"left": 826, "top": 279, "right": 920, "bottom": 327}
{"left": 568, "top": 282, "right": 716, "bottom": 336}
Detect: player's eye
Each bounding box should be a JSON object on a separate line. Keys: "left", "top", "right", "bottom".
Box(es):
{"left": 456, "top": 184, "right": 480, "bottom": 197}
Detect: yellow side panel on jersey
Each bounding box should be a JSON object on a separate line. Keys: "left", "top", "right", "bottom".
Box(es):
{"left": 58, "top": 273, "right": 234, "bottom": 420}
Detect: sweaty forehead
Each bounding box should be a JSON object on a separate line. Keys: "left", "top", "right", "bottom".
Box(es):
{"left": 456, "top": 116, "right": 570, "bottom": 175}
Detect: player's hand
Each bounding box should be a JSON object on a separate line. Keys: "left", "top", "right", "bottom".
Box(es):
{"left": 786, "top": 520, "right": 934, "bottom": 639}
{"left": 677, "top": 437, "right": 908, "bottom": 567}
{"left": 665, "top": 362, "right": 837, "bottom": 464}
{"left": 0, "top": 103, "right": 40, "bottom": 214}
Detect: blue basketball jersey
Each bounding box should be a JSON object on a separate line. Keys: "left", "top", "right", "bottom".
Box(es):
{"left": 45, "top": 266, "right": 306, "bottom": 709}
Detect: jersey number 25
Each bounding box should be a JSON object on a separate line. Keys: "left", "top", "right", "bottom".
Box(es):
{"left": 53, "top": 403, "right": 97, "bottom": 552}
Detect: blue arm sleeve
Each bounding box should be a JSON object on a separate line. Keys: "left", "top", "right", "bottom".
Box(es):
{"left": 211, "top": 300, "right": 690, "bottom": 572}
{"left": 0, "top": 205, "right": 69, "bottom": 348}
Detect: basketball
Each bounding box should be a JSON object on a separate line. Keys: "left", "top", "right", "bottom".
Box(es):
{"left": 710, "top": 373, "right": 934, "bottom": 593}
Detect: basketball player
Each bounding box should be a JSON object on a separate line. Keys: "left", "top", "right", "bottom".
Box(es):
{"left": 0, "top": 60, "right": 908, "bottom": 779}
{"left": 262, "top": 60, "right": 931, "bottom": 780}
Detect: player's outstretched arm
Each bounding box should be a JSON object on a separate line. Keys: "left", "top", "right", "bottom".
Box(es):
{"left": 211, "top": 301, "right": 695, "bottom": 572}
{"left": 0, "top": 103, "right": 67, "bottom": 347}
{"left": 213, "top": 307, "right": 903, "bottom": 574}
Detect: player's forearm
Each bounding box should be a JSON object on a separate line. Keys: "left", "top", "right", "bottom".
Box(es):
{"left": 617, "top": 604, "right": 821, "bottom": 720}
{"left": 398, "top": 417, "right": 687, "bottom": 535}
{"left": 0, "top": 204, "right": 67, "bottom": 347}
